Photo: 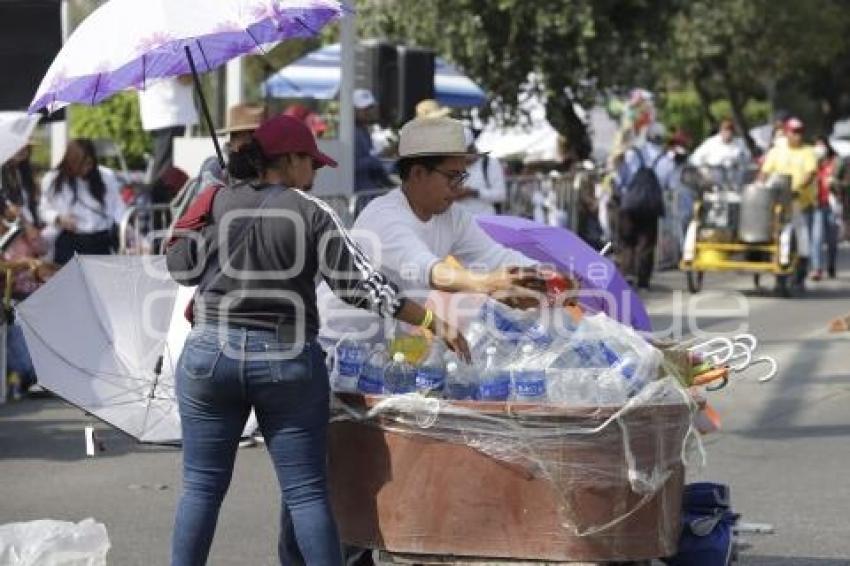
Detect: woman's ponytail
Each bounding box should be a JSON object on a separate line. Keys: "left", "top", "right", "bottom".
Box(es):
{"left": 227, "top": 140, "right": 266, "bottom": 180}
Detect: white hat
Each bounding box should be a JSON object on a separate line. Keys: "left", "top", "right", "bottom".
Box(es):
{"left": 646, "top": 122, "right": 666, "bottom": 142}
{"left": 398, "top": 117, "right": 482, "bottom": 158}
{"left": 353, "top": 88, "right": 376, "bottom": 109}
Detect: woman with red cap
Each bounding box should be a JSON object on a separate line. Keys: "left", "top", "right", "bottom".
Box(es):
{"left": 165, "top": 115, "right": 469, "bottom": 566}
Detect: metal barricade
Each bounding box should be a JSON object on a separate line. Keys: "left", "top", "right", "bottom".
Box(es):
{"left": 318, "top": 188, "right": 393, "bottom": 228}
{"left": 118, "top": 203, "right": 174, "bottom": 255}
{"left": 503, "top": 171, "right": 590, "bottom": 232}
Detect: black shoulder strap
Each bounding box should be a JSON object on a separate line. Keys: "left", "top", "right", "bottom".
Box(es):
{"left": 651, "top": 152, "right": 665, "bottom": 169}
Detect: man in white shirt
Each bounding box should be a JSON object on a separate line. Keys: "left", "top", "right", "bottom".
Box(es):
{"left": 138, "top": 76, "right": 198, "bottom": 181}
{"left": 453, "top": 127, "right": 507, "bottom": 217}
{"left": 319, "top": 117, "right": 546, "bottom": 342}
{"left": 689, "top": 119, "right": 751, "bottom": 185}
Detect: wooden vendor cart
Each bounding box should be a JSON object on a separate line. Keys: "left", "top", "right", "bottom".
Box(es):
{"left": 328, "top": 389, "right": 692, "bottom": 564}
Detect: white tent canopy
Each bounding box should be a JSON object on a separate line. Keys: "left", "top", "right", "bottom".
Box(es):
{"left": 475, "top": 96, "right": 619, "bottom": 164}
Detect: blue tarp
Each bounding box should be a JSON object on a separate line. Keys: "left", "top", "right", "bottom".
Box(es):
{"left": 262, "top": 43, "right": 487, "bottom": 108}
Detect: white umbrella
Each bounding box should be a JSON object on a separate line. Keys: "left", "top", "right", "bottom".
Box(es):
{"left": 18, "top": 255, "right": 187, "bottom": 443}
{"left": 18, "top": 255, "right": 258, "bottom": 443}
{"left": 29, "top": 0, "right": 347, "bottom": 167}
{"left": 0, "top": 112, "right": 39, "bottom": 165}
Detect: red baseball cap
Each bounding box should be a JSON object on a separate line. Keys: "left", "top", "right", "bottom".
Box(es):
{"left": 253, "top": 115, "right": 337, "bottom": 169}
{"left": 785, "top": 117, "right": 805, "bottom": 133}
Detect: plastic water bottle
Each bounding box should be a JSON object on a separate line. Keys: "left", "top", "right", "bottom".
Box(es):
{"left": 478, "top": 346, "right": 511, "bottom": 401}
{"left": 513, "top": 343, "right": 548, "bottom": 402}
{"left": 384, "top": 352, "right": 416, "bottom": 394}
{"left": 597, "top": 342, "right": 645, "bottom": 397}
{"left": 464, "top": 319, "right": 499, "bottom": 367}
{"left": 358, "top": 343, "right": 389, "bottom": 394}
{"left": 480, "top": 301, "right": 525, "bottom": 344}
{"left": 335, "top": 336, "right": 368, "bottom": 392}
{"left": 415, "top": 342, "right": 446, "bottom": 396}
{"left": 481, "top": 300, "right": 551, "bottom": 348}
{"left": 444, "top": 351, "right": 476, "bottom": 400}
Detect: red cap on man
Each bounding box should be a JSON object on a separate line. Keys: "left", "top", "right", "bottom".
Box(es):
{"left": 785, "top": 117, "right": 805, "bottom": 133}
{"left": 253, "top": 115, "right": 337, "bottom": 169}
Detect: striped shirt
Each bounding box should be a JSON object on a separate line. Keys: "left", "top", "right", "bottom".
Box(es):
{"left": 166, "top": 181, "right": 401, "bottom": 341}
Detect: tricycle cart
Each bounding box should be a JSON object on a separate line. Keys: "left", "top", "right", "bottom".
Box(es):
{"left": 680, "top": 173, "right": 800, "bottom": 296}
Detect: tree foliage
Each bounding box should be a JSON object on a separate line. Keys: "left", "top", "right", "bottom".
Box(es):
{"left": 69, "top": 92, "right": 151, "bottom": 170}
{"left": 358, "top": 0, "right": 678, "bottom": 160}
{"left": 362, "top": 0, "right": 850, "bottom": 158}
{"left": 661, "top": 0, "right": 847, "bottom": 151}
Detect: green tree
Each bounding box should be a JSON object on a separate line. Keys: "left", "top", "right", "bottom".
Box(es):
{"left": 69, "top": 92, "right": 151, "bottom": 170}
{"left": 358, "top": 0, "right": 678, "bottom": 160}
{"left": 661, "top": 0, "right": 847, "bottom": 152}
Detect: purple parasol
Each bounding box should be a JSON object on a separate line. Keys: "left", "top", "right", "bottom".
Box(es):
{"left": 30, "top": 0, "right": 348, "bottom": 114}
{"left": 477, "top": 215, "right": 651, "bottom": 331}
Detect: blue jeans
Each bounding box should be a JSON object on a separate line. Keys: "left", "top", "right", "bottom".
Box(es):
{"left": 811, "top": 205, "right": 837, "bottom": 273}
{"left": 171, "top": 325, "right": 341, "bottom": 566}
{"left": 7, "top": 321, "right": 36, "bottom": 389}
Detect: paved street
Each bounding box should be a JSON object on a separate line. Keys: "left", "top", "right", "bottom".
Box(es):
{"left": 1, "top": 248, "right": 849, "bottom": 565}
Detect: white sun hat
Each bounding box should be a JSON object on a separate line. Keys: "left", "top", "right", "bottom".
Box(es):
{"left": 353, "top": 88, "right": 376, "bottom": 109}
{"left": 398, "top": 117, "right": 484, "bottom": 158}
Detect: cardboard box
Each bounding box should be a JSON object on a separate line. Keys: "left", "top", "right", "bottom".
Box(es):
{"left": 329, "top": 394, "right": 689, "bottom": 562}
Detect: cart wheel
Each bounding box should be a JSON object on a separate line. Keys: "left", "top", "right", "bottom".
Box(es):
{"left": 687, "top": 271, "right": 704, "bottom": 293}
{"left": 775, "top": 275, "right": 792, "bottom": 298}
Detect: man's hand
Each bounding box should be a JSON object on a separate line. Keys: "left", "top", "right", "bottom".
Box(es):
{"left": 482, "top": 266, "right": 547, "bottom": 310}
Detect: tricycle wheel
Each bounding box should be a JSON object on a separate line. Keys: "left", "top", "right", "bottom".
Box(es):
{"left": 687, "top": 271, "right": 704, "bottom": 293}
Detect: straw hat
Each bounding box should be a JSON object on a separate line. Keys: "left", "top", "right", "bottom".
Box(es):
{"left": 217, "top": 104, "right": 266, "bottom": 135}
{"left": 398, "top": 117, "right": 483, "bottom": 159}
{"left": 415, "top": 99, "right": 450, "bottom": 119}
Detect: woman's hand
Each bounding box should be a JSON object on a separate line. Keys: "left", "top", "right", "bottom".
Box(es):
{"left": 430, "top": 315, "right": 471, "bottom": 363}
{"left": 57, "top": 215, "right": 78, "bottom": 233}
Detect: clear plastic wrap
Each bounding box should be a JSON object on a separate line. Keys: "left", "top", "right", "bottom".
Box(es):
{"left": 0, "top": 519, "right": 110, "bottom": 566}
{"left": 329, "top": 375, "right": 703, "bottom": 561}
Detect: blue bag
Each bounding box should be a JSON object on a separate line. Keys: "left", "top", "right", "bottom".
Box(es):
{"left": 663, "top": 482, "right": 739, "bottom": 566}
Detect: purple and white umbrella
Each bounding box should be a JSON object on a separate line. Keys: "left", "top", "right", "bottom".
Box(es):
{"left": 477, "top": 215, "right": 652, "bottom": 332}
{"left": 30, "top": 0, "right": 348, "bottom": 114}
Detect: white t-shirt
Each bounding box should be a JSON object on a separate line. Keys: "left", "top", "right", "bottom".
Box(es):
{"left": 689, "top": 134, "right": 750, "bottom": 169}
{"left": 138, "top": 78, "right": 198, "bottom": 132}
{"left": 454, "top": 155, "right": 507, "bottom": 217}
{"left": 317, "top": 188, "right": 534, "bottom": 340}
{"left": 40, "top": 166, "right": 126, "bottom": 233}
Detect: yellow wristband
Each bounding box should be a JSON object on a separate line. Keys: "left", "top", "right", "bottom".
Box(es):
{"left": 419, "top": 309, "right": 434, "bottom": 330}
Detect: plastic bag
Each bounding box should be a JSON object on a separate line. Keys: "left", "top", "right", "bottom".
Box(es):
{"left": 0, "top": 519, "right": 110, "bottom": 566}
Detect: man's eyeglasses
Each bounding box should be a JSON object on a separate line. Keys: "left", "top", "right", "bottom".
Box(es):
{"left": 431, "top": 168, "right": 469, "bottom": 189}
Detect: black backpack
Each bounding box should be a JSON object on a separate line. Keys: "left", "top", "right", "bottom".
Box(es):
{"left": 622, "top": 149, "right": 665, "bottom": 217}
